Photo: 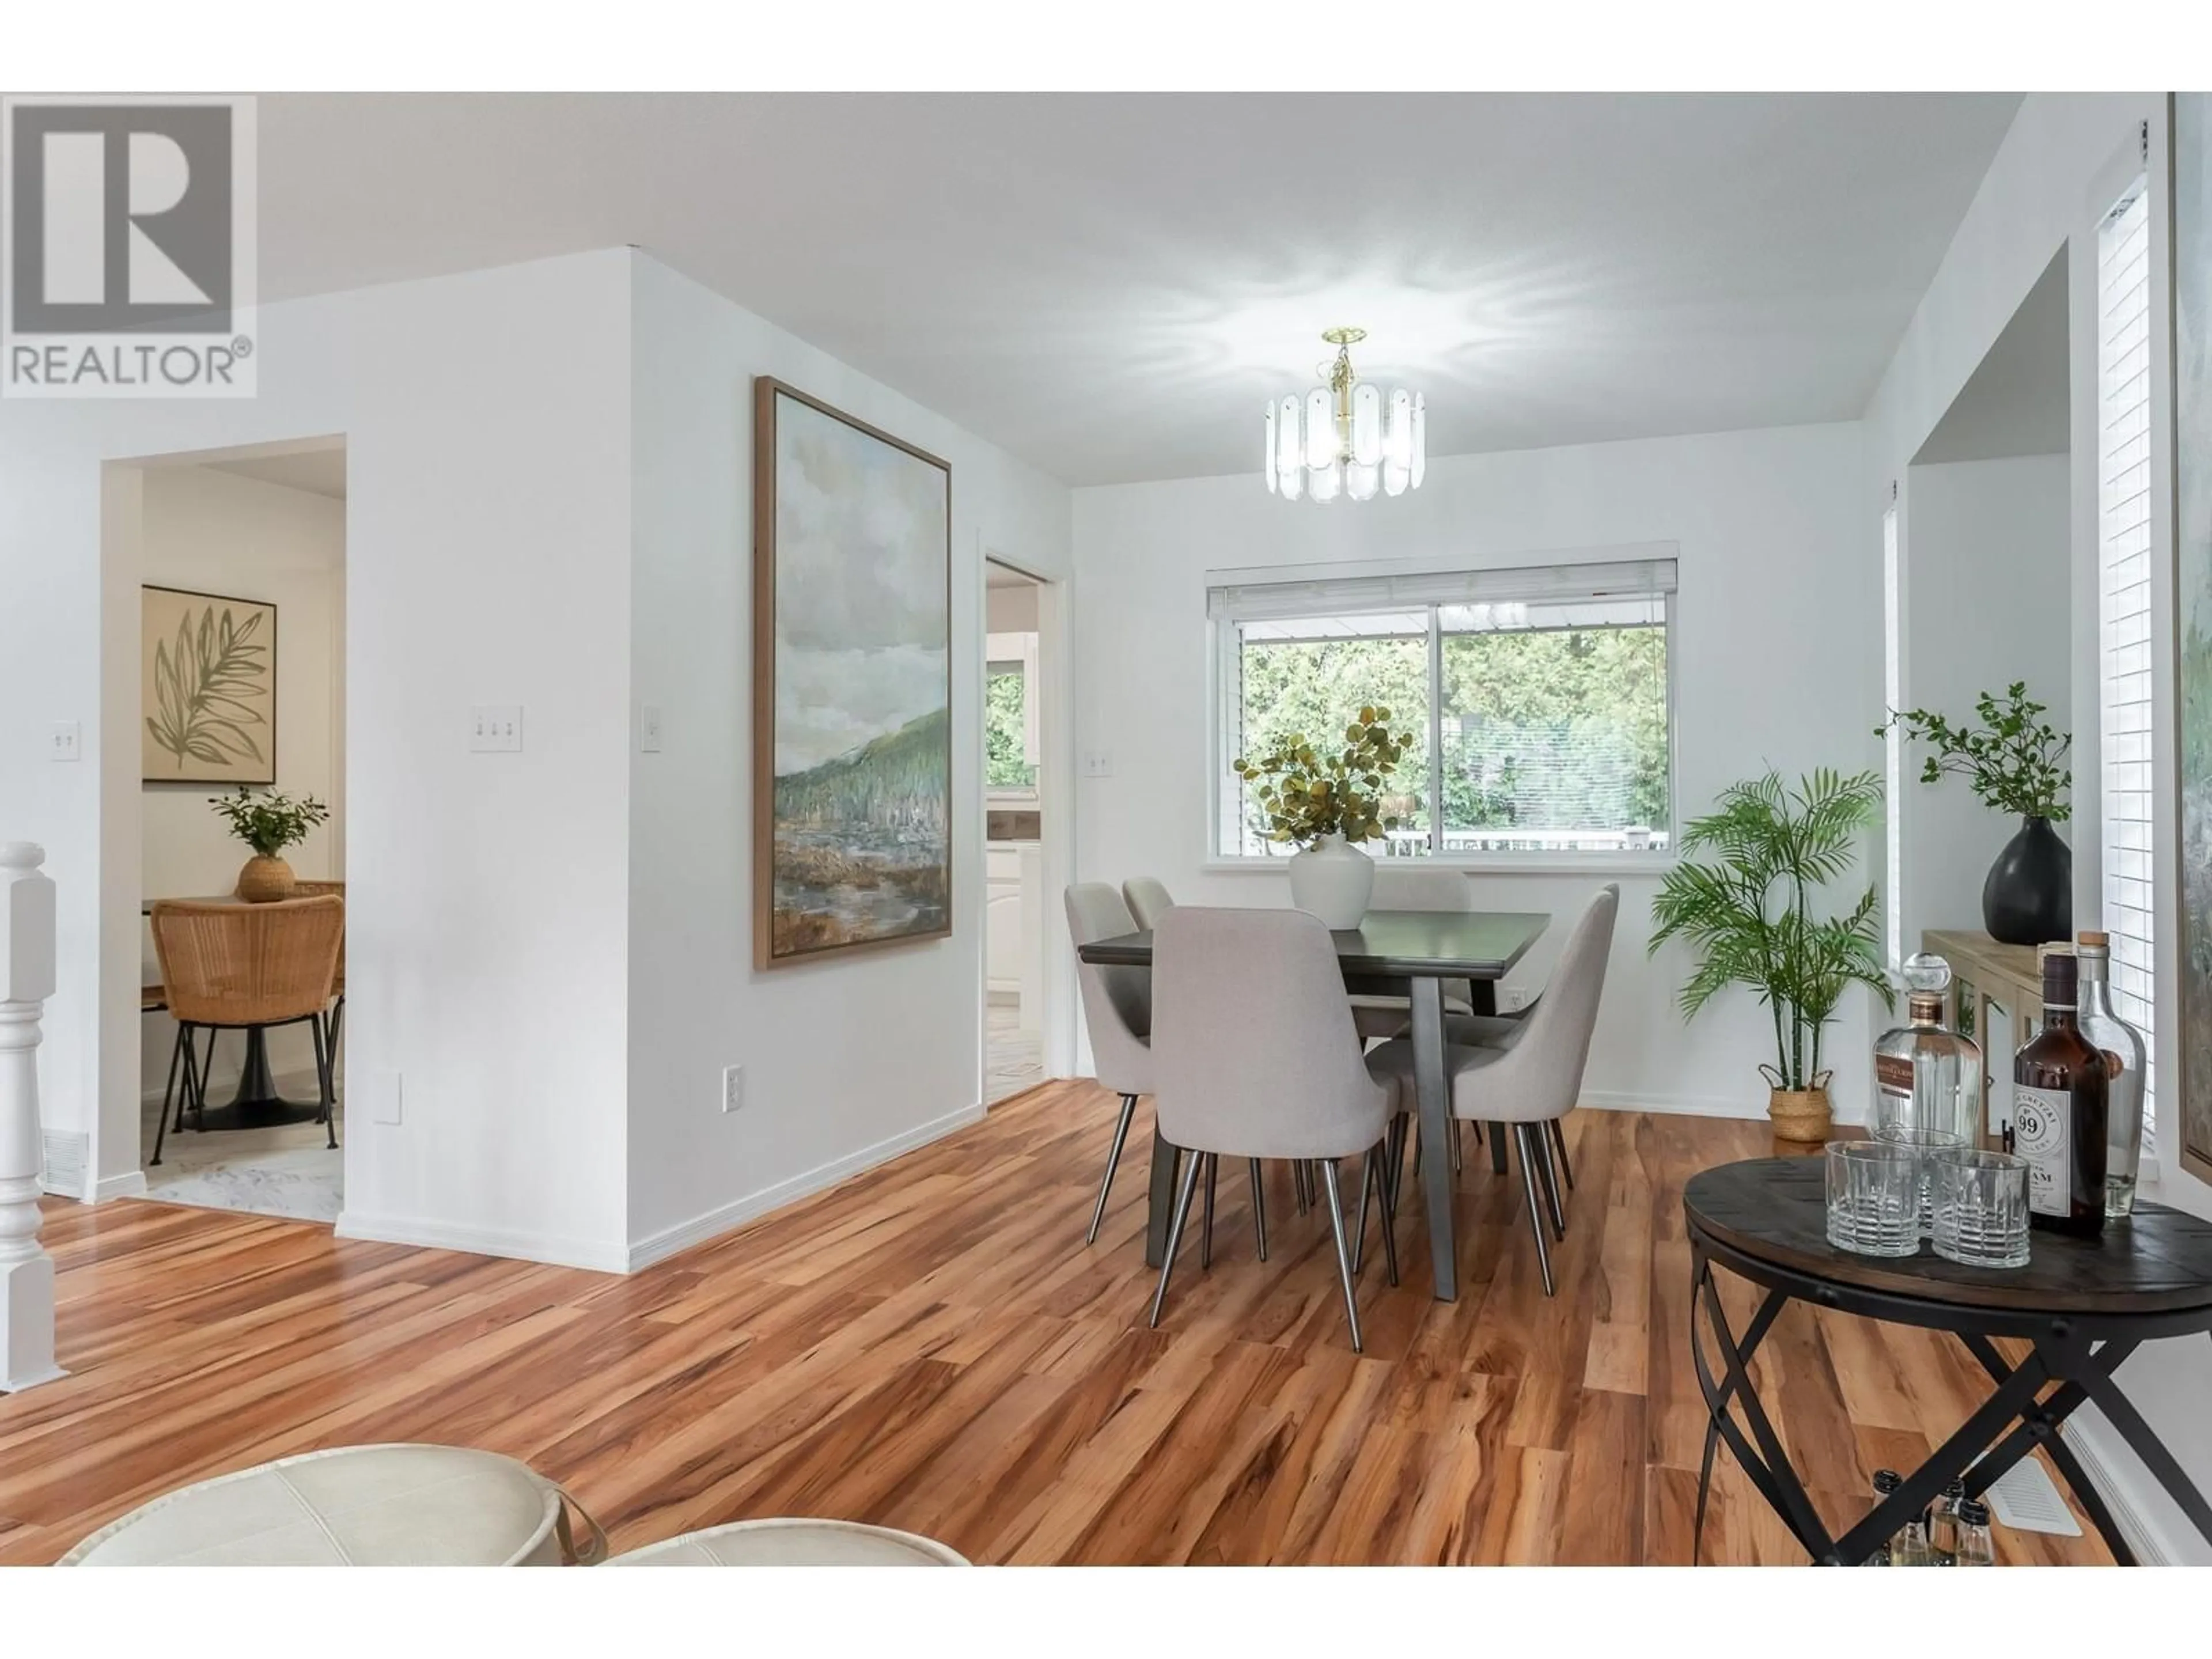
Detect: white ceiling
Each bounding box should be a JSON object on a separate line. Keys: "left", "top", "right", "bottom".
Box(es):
{"left": 1912, "top": 249, "right": 2069, "bottom": 465}
{"left": 255, "top": 93, "right": 2023, "bottom": 486}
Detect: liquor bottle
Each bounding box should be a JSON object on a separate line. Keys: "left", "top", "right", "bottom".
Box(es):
{"left": 2075, "top": 931, "right": 2147, "bottom": 1218}
{"left": 2013, "top": 950, "right": 2109, "bottom": 1237}
{"left": 1866, "top": 1468, "right": 1902, "bottom": 1565}
{"left": 1953, "top": 1498, "right": 1995, "bottom": 1566}
{"left": 1926, "top": 1478, "right": 1965, "bottom": 1563}
{"left": 1889, "top": 1520, "right": 1933, "bottom": 1566}
{"left": 1872, "top": 953, "right": 1983, "bottom": 1145}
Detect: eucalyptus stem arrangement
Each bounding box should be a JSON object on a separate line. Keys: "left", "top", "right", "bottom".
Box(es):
{"left": 209, "top": 786, "right": 329, "bottom": 858}
{"left": 1232, "top": 707, "right": 1410, "bottom": 848}
{"left": 1878, "top": 681, "right": 2071, "bottom": 821}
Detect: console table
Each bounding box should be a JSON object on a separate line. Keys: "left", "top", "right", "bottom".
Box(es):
{"left": 1684, "top": 1157, "right": 2212, "bottom": 1565}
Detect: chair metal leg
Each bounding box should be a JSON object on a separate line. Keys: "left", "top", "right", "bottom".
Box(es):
{"left": 1248, "top": 1158, "right": 1268, "bottom": 1262}
{"left": 1201, "top": 1153, "right": 1218, "bottom": 1268}
{"left": 1364, "top": 1142, "right": 1399, "bottom": 1287}
{"left": 1086, "top": 1093, "right": 1139, "bottom": 1245}
{"left": 186, "top": 1027, "right": 213, "bottom": 1128}
{"left": 152, "top": 1022, "right": 188, "bottom": 1166}
{"left": 1318, "top": 1160, "right": 1364, "bottom": 1353}
{"left": 1490, "top": 1122, "right": 1509, "bottom": 1175}
{"left": 1513, "top": 1124, "right": 1556, "bottom": 1296}
{"left": 1449, "top": 1118, "right": 1463, "bottom": 1173}
{"left": 1293, "top": 1158, "right": 1310, "bottom": 1214}
{"left": 1548, "top": 1116, "right": 1575, "bottom": 1190}
{"left": 1539, "top": 1120, "right": 1568, "bottom": 1230}
{"left": 1148, "top": 1151, "right": 1205, "bottom": 1329}
{"left": 311, "top": 1015, "right": 338, "bottom": 1150}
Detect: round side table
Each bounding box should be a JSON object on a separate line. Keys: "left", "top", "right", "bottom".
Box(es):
{"left": 1683, "top": 1157, "right": 2212, "bottom": 1566}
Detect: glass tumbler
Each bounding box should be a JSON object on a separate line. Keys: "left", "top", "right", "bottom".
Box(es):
{"left": 1825, "top": 1141, "right": 1922, "bottom": 1257}
{"left": 1876, "top": 1124, "right": 1967, "bottom": 1237}
{"left": 1928, "top": 1148, "right": 2031, "bottom": 1269}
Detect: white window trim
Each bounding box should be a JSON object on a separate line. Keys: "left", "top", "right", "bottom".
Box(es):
{"left": 1205, "top": 542, "right": 1682, "bottom": 872}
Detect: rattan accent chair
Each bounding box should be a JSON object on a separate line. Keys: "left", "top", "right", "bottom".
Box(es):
{"left": 149, "top": 895, "right": 345, "bottom": 1166}
{"left": 292, "top": 878, "right": 346, "bottom": 1058}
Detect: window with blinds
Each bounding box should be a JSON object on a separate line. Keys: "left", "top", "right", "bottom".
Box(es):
{"left": 1883, "top": 499, "right": 1904, "bottom": 972}
{"left": 1210, "top": 555, "right": 1677, "bottom": 858}
{"left": 2097, "top": 173, "right": 2157, "bottom": 1156}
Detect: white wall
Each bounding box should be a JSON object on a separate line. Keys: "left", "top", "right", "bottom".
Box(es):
{"left": 623, "top": 253, "right": 1072, "bottom": 1264}
{"left": 1, "top": 251, "right": 637, "bottom": 1264}
{"left": 1897, "top": 454, "right": 2071, "bottom": 948}
{"left": 1070, "top": 420, "right": 1881, "bottom": 1120}
{"left": 135, "top": 465, "right": 346, "bottom": 1098}
{"left": 1863, "top": 92, "right": 2210, "bottom": 1565}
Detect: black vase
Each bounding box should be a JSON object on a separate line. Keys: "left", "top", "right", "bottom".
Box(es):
{"left": 1981, "top": 815, "right": 2072, "bottom": 945}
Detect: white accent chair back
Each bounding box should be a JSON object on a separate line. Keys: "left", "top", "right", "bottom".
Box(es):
{"left": 1122, "top": 876, "right": 1175, "bottom": 931}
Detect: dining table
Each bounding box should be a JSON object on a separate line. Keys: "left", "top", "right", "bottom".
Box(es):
{"left": 1076, "top": 906, "right": 1551, "bottom": 1302}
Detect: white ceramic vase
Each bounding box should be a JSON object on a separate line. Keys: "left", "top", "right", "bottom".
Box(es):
{"left": 1287, "top": 834, "right": 1375, "bottom": 929}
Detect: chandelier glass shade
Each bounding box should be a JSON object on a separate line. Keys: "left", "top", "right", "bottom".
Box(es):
{"left": 1263, "top": 327, "right": 1425, "bottom": 503}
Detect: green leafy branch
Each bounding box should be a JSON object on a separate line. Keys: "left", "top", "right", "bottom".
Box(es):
{"left": 208, "top": 785, "right": 328, "bottom": 858}
{"left": 1877, "top": 681, "right": 2070, "bottom": 821}
{"left": 1233, "top": 706, "right": 1410, "bottom": 849}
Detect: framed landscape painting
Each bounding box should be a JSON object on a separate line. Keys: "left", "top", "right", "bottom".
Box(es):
{"left": 141, "top": 585, "right": 277, "bottom": 785}
{"left": 2177, "top": 93, "right": 2212, "bottom": 1184}
{"left": 753, "top": 377, "right": 952, "bottom": 968}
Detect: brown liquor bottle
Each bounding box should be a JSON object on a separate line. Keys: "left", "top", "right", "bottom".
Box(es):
{"left": 2013, "top": 950, "right": 2108, "bottom": 1238}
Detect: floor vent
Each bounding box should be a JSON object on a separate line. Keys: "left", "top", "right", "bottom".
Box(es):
{"left": 41, "top": 1128, "right": 88, "bottom": 1198}
{"left": 1987, "top": 1456, "right": 2082, "bottom": 1536}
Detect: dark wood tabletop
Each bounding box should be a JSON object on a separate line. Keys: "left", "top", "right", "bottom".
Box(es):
{"left": 1685, "top": 1157, "right": 2212, "bottom": 1316}
{"left": 1076, "top": 908, "right": 1551, "bottom": 980}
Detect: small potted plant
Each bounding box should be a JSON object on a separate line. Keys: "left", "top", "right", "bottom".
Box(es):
{"left": 1649, "top": 769, "right": 1893, "bottom": 1141}
{"left": 208, "top": 785, "right": 331, "bottom": 903}
{"left": 1878, "top": 682, "right": 2071, "bottom": 945}
{"left": 1232, "top": 708, "right": 1408, "bottom": 927}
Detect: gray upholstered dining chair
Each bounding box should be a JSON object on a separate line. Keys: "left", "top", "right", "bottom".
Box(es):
{"left": 1369, "top": 884, "right": 1618, "bottom": 1297}
{"left": 1147, "top": 906, "right": 1401, "bottom": 1351}
{"left": 1349, "top": 864, "right": 1478, "bottom": 1043}
{"left": 1066, "top": 884, "right": 1155, "bottom": 1245}
{"left": 1122, "top": 877, "right": 1175, "bottom": 933}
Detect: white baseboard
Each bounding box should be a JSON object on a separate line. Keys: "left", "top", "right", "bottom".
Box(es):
{"left": 333, "top": 1210, "right": 630, "bottom": 1275}
{"left": 92, "top": 1171, "right": 148, "bottom": 1203}
{"left": 2062, "top": 1419, "right": 2184, "bottom": 1565}
{"left": 626, "top": 1103, "right": 988, "bottom": 1273}
{"left": 1578, "top": 1089, "right": 1764, "bottom": 1120}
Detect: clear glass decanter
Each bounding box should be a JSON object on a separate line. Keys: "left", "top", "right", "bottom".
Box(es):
{"left": 1873, "top": 953, "right": 1984, "bottom": 1146}
{"left": 2075, "top": 931, "right": 2147, "bottom": 1218}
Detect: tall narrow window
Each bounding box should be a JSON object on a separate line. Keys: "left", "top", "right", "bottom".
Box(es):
{"left": 1883, "top": 497, "right": 1903, "bottom": 972}
{"left": 2097, "top": 173, "right": 2156, "bottom": 1154}
{"left": 1211, "top": 556, "right": 1676, "bottom": 858}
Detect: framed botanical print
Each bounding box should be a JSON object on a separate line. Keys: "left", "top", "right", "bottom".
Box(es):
{"left": 141, "top": 585, "right": 277, "bottom": 785}
{"left": 753, "top": 377, "right": 953, "bottom": 968}
{"left": 2174, "top": 93, "right": 2212, "bottom": 1184}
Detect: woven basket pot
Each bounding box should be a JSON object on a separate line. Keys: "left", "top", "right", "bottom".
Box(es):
{"left": 1761, "top": 1066, "right": 1833, "bottom": 1143}
{"left": 236, "top": 855, "right": 297, "bottom": 904}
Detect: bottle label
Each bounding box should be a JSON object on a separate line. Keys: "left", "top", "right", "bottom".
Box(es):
{"left": 2014, "top": 1085, "right": 2071, "bottom": 1217}
{"left": 1874, "top": 1053, "right": 1914, "bottom": 1131}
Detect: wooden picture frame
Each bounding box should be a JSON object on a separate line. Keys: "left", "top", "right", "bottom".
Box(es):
{"left": 141, "top": 584, "right": 278, "bottom": 786}
{"left": 753, "top": 377, "right": 953, "bottom": 969}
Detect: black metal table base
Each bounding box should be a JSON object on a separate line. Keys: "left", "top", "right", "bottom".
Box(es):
{"left": 1689, "top": 1236, "right": 2212, "bottom": 1566}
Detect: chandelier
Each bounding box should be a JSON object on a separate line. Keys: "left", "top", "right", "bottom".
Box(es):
{"left": 1263, "top": 327, "right": 1426, "bottom": 503}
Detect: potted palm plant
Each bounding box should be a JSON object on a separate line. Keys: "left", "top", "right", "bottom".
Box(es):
{"left": 1233, "top": 707, "right": 1408, "bottom": 927}
{"left": 209, "top": 786, "right": 331, "bottom": 903}
{"left": 1649, "top": 769, "right": 1893, "bottom": 1142}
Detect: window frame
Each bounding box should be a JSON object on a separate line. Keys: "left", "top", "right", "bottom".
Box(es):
{"left": 1204, "top": 546, "right": 1682, "bottom": 874}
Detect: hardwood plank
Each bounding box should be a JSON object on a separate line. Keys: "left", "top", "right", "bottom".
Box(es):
{"left": 0, "top": 1091, "right": 2117, "bottom": 1565}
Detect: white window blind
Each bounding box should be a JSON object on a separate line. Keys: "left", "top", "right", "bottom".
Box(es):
{"left": 2097, "top": 174, "right": 2157, "bottom": 1155}
{"left": 1883, "top": 499, "right": 1903, "bottom": 972}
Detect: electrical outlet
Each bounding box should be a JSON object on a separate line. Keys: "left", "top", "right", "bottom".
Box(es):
{"left": 1500, "top": 985, "right": 1532, "bottom": 1012}
{"left": 50, "top": 721, "right": 81, "bottom": 762}
{"left": 639, "top": 703, "right": 665, "bottom": 753}
{"left": 470, "top": 705, "right": 524, "bottom": 752}
{"left": 721, "top": 1064, "right": 745, "bottom": 1114}
{"left": 371, "top": 1070, "right": 403, "bottom": 1126}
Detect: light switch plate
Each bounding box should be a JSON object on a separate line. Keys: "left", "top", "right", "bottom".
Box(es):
{"left": 1081, "top": 749, "right": 1113, "bottom": 779}
{"left": 370, "top": 1070, "right": 403, "bottom": 1126}
{"left": 639, "top": 703, "right": 664, "bottom": 753}
{"left": 470, "top": 705, "right": 523, "bottom": 752}
{"left": 50, "top": 721, "right": 81, "bottom": 762}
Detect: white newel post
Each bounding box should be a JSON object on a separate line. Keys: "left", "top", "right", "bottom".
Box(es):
{"left": 0, "top": 842, "right": 64, "bottom": 1392}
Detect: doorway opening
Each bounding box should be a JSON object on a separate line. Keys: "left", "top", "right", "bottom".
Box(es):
{"left": 984, "top": 559, "right": 1047, "bottom": 1103}
{"left": 118, "top": 437, "right": 349, "bottom": 1221}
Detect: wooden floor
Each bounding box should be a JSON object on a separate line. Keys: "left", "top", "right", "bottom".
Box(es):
{"left": 0, "top": 1085, "right": 2109, "bottom": 1565}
